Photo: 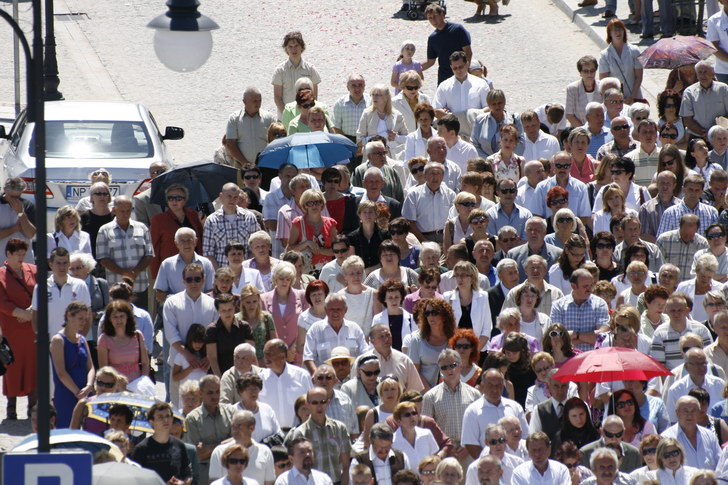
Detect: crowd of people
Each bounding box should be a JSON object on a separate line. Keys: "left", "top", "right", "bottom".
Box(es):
{"left": 7, "top": 3, "right": 728, "bottom": 484}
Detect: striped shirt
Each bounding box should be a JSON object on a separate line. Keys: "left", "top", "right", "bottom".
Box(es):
{"left": 332, "top": 94, "right": 371, "bottom": 136}
{"left": 286, "top": 417, "right": 351, "bottom": 482}
{"left": 422, "top": 381, "right": 480, "bottom": 444}
{"left": 202, "top": 207, "right": 259, "bottom": 267}
{"left": 656, "top": 201, "right": 718, "bottom": 238}
{"left": 650, "top": 321, "right": 713, "bottom": 370}
{"left": 656, "top": 230, "right": 709, "bottom": 280}
{"left": 626, "top": 145, "right": 660, "bottom": 187}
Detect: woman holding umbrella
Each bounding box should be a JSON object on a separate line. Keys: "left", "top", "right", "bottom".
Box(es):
{"left": 599, "top": 19, "right": 644, "bottom": 104}
{"left": 287, "top": 189, "right": 338, "bottom": 274}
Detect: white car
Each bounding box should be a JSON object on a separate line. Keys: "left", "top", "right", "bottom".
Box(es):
{"left": 0, "top": 100, "right": 183, "bottom": 225}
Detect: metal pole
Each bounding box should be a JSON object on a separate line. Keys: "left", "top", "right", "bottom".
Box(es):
{"left": 12, "top": 0, "right": 20, "bottom": 116}
{"left": 43, "top": 0, "right": 63, "bottom": 101}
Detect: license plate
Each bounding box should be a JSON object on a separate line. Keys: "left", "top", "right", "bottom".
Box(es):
{"left": 65, "top": 184, "right": 121, "bottom": 200}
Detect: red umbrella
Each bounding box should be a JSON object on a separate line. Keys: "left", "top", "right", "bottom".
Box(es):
{"left": 638, "top": 35, "right": 716, "bottom": 69}
{"left": 552, "top": 347, "right": 672, "bottom": 383}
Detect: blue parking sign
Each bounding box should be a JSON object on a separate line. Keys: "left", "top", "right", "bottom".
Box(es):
{"left": 3, "top": 450, "right": 92, "bottom": 484}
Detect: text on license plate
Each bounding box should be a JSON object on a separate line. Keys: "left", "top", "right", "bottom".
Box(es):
{"left": 66, "top": 184, "right": 121, "bottom": 200}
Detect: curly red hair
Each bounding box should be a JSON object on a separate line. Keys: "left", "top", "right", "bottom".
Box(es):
{"left": 546, "top": 186, "right": 569, "bottom": 208}
{"left": 449, "top": 329, "right": 480, "bottom": 365}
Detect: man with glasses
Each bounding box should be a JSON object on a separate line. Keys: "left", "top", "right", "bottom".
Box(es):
{"left": 422, "top": 349, "right": 479, "bottom": 462}
{"left": 353, "top": 167, "right": 402, "bottom": 218}
{"left": 461, "top": 369, "right": 528, "bottom": 459}
{"left": 225, "top": 86, "right": 276, "bottom": 169}
{"left": 486, "top": 179, "right": 531, "bottom": 240}
{"left": 352, "top": 141, "right": 404, "bottom": 202}
{"left": 303, "top": 293, "right": 369, "bottom": 373}
{"left": 651, "top": 293, "right": 713, "bottom": 371}
{"left": 133, "top": 161, "right": 167, "bottom": 227}
{"left": 363, "top": 325, "right": 424, "bottom": 392}
{"left": 666, "top": 347, "right": 725, "bottom": 422}
{"left": 662, "top": 396, "right": 721, "bottom": 469}
{"left": 319, "top": 235, "right": 353, "bottom": 294}
{"left": 286, "top": 387, "right": 352, "bottom": 485}
{"left": 625, "top": 119, "right": 660, "bottom": 187}
{"left": 596, "top": 116, "right": 637, "bottom": 160}
{"left": 579, "top": 415, "right": 641, "bottom": 473}
{"left": 163, "top": 263, "right": 217, "bottom": 404}
{"left": 638, "top": 171, "right": 679, "bottom": 243}
{"left": 258, "top": 339, "right": 312, "bottom": 430}
{"left": 402, "top": 161, "right": 457, "bottom": 243}
{"left": 533, "top": 152, "right": 591, "bottom": 228}
{"left": 242, "top": 166, "right": 268, "bottom": 207}
{"left": 464, "top": 424, "right": 522, "bottom": 485}
{"left": 433, "top": 51, "right": 489, "bottom": 140}
{"left": 613, "top": 215, "right": 665, "bottom": 273}
{"left": 503, "top": 255, "right": 564, "bottom": 315}
{"left": 692, "top": 224, "right": 728, "bottom": 283}
{"left": 311, "top": 363, "right": 359, "bottom": 439}
{"left": 602, "top": 89, "right": 630, "bottom": 128}
{"left": 506, "top": 217, "right": 562, "bottom": 283}
{"left": 208, "top": 410, "right": 276, "bottom": 485}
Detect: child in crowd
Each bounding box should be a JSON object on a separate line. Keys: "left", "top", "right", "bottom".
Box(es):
{"left": 391, "top": 40, "right": 423, "bottom": 95}
{"left": 172, "top": 324, "right": 209, "bottom": 409}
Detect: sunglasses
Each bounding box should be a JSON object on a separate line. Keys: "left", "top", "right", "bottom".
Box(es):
{"left": 642, "top": 447, "right": 657, "bottom": 455}
{"left": 402, "top": 411, "right": 419, "bottom": 418}
{"left": 554, "top": 163, "right": 571, "bottom": 170}
{"left": 603, "top": 430, "right": 624, "bottom": 438}
{"left": 454, "top": 343, "right": 472, "bottom": 350}
{"left": 470, "top": 217, "right": 487, "bottom": 224}
{"left": 616, "top": 399, "right": 634, "bottom": 409}
{"left": 228, "top": 458, "right": 248, "bottom": 465}
{"left": 244, "top": 174, "right": 260, "bottom": 180}
{"left": 550, "top": 198, "right": 567, "bottom": 205}
{"left": 611, "top": 169, "right": 625, "bottom": 175}
{"left": 708, "top": 233, "right": 725, "bottom": 239}
{"left": 404, "top": 86, "right": 420, "bottom": 91}
{"left": 424, "top": 310, "right": 441, "bottom": 317}
{"left": 361, "top": 369, "right": 381, "bottom": 377}
{"left": 309, "top": 399, "right": 328, "bottom": 405}
{"left": 185, "top": 276, "right": 203, "bottom": 283}
{"left": 439, "top": 362, "right": 458, "bottom": 371}
{"left": 276, "top": 462, "right": 292, "bottom": 469}
{"left": 167, "top": 195, "right": 186, "bottom": 202}
{"left": 595, "top": 243, "right": 614, "bottom": 249}
{"left": 459, "top": 201, "right": 477, "bottom": 208}
{"left": 661, "top": 159, "right": 675, "bottom": 166}
{"left": 306, "top": 201, "right": 323, "bottom": 207}
{"left": 93, "top": 192, "right": 110, "bottom": 196}
{"left": 556, "top": 217, "right": 573, "bottom": 224}
{"left": 151, "top": 169, "right": 167, "bottom": 176}
{"left": 499, "top": 188, "right": 516, "bottom": 194}
{"left": 612, "top": 124, "right": 630, "bottom": 131}
{"left": 662, "top": 449, "right": 681, "bottom": 459}
{"left": 316, "top": 375, "right": 335, "bottom": 381}
{"left": 665, "top": 103, "right": 677, "bottom": 108}
{"left": 564, "top": 463, "right": 579, "bottom": 469}
{"left": 333, "top": 247, "right": 348, "bottom": 254}
{"left": 487, "top": 438, "right": 506, "bottom": 445}
{"left": 661, "top": 133, "right": 678, "bottom": 139}
{"left": 549, "top": 330, "right": 564, "bottom": 337}
{"left": 410, "top": 165, "right": 425, "bottom": 175}
{"left": 96, "top": 379, "right": 115, "bottom": 388}
{"left": 389, "top": 228, "right": 408, "bottom": 235}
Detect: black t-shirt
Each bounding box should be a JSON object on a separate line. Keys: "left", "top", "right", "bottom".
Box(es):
{"left": 205, "top": 316, "right": 254, "bottom": 372}
{"left": 131, "top": 435, "right": 191, "bottom": 482}
{"left": 80, "top": 211, "right": 114, "bottom": 258}
{"left": 388, "top": 314, "right": 404, "bottom": 351}
{"left": 426, "top": 22, "right": 472, "bottom": 84}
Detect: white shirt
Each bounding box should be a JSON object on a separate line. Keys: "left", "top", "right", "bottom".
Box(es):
{"left": 446, "top": 139, "right": 479, "bottom": 173}
{"left": 515, "top": 182, "right": 541, "bottom": 217}
{"left": 708, "top": 10, "right": 728, "bottom": 75}
{"left": 461, "top": 396, "right": 529, "bottom": 447}
{"left": 32, "top": 275, "right": 91, "bottom": 335}
{"left": 402, "top": 183, "right": 457, "bottom": 233}
{"left": 231, "top": 267, "right": 267, "bottom": 294}
{"left": 258, "top": 364, "right": 313, "bottom": 428}
{"left": 511, "top": 460, "right": 571, "bottom": 485}
{"left": 275, "top": 467, "right": 333, "bottom": 485}
{"left": 593, "top": 181, "right": 650, "bottom": 213}
{"left": 46, "top": 230, "right": 93, "bottom": 258}
{"left": 433, "top": 74, "right": 490, "bottom": 114}
{"left": 162, "top": 291, "right": 218, "bottom": 364}
{"left": 392, "top": 426, "right": 438, "bottom": 471}
{"left": 303, "top": 319, "right": 370, "bottom": 366}
{"left": 528, "top": 397, "right": 568, "bottom": 434}
{"left": 665, "top": 373, "right": 726, "bottom": 423}
{"left": 209, "top": 441, "right": 275, "bottom": 484}
{"left": 662, "top": 423, "right": 722, "bottom": 470}
{"left": 525, "top": 381, "right": 578, "bottom": 414}
{"left": 234, "top": 401, "right": 281, "bottom": 443}
{"left": 523, "top": 131, "right": 560, "bottom": 162}
{"left": 318, "top": 259, "right": 345, "bottom": 294}
{"left": 211, "top": 477, "right": 260, "bottom": 485}
{"left": 647, "top": 466, "right": 699, "bottom": 485}
{"left": 349, "top": 447, "right": 411, "bottom": 485}
{"left": 465, "top": 452, "right": 523, "bottom": 485}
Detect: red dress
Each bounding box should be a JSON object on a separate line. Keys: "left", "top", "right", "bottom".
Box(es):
{"left": 0, "top": 262, "right": 37, "bottom": 397}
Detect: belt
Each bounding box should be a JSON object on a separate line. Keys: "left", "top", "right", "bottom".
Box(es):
{"left": 422, "top": 230, "right": 444, "bottom": 236}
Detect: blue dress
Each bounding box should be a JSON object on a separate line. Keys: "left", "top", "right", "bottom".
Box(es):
{"left": 52, "top": 333, "right": 89, "bottom": 428}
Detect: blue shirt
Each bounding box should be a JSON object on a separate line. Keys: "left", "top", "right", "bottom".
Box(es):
{"left": 533, "top": 176, "right": 592, "bottom": 218}
{"left": 640, "top": 394, "right": 670, "bottom": 433}
{"left": 656, "top": 200, "right": 718, "bottom": 237}
{"left": 550, "top": 294, "right": 610, "bottom": 352}
{"left": 486, "top": 203, "right": 532, "bottom": 239}
{"left": 583, "top": 125, "right": 613, "bottom": 158}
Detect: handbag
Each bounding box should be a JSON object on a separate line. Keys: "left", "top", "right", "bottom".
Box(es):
{"left": 136, "top": 332, "right": 155, "bottom": 383}
{"left": 0, "top": 337, "right": 14, "bottom": 366}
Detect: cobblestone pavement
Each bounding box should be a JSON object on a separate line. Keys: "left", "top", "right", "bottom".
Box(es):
{"left": 0, "top": 0, "right": 670, "bottom": 451}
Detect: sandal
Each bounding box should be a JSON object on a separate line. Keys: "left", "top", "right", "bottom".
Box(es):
{"left": 578, "top": 0, "right": 598, "bottom": 6}
{"left": 602, "top": 9, "right": 615, "bottom": 17}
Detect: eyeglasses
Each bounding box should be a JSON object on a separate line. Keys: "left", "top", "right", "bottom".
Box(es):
{"left": 616, "top": 399, "right": 634, "bottom": 409}
{"left": 642, "top": 447, "right": 657, "bottom": 456}
{"left": 554, "top": 163, "right": 571, "bottom": 170}
{"left": 361, "top": 369, "right": 381, "bottom": 377}
{"left": 661, "top": 133, "right": 678, "bottom": 139}
{"left": 93, "top": 192, "right": 110, "bottom": 196}
{"left": 410, "top": 165, "right": 425, "bottom": 175}
{"left": 499, "top": 237, "right": 516, "bottom": 244}
{"left": 424, "top": 310, "right": 441, "bottom": 317}
{"left": 564, "top": 462, "right": 579, "bottom": 469}
{"left": 471, "top": 217, "right": 488, "bottom": 224}
{"left": 607, "top": 99, "right": 624, "bottom": 105}
{"left": 404, "top": 86, "right": 420, "bottom": 91}
{"left": 499, "top": 188, "right": 516, "bottom": 194}
{"left": 167, "top": 195, "right": 186, "bottom": 202}
{"left": 459, "top": 201, "right": 477, "bottom": 208}
{"left": 331, "top": 360, "right": 350, "bottom": 367}
{"left": 707, "top": 233, "right": 725, "bottom": 239}
{"left": 420, "top": 470, "right": 436, "bottom": 476}
{"left": 549, "top": 330, "right": 564, "bottom": 338}
{"left": 402, "top": 411, "right": 419, "bottom": 418}
{"left": 665, "top": 103, "right": 677, "bottom": 108}
{"left": 228, "top": 458, "right": 248, "bottom": 465}
{"left": 389, "top": 228, "right": 408, "bottom": 235}
{"left": 151, "top": 169, "right": 167, "bottom": 176}
{"left": 244, "top": 174, "right": 260, "bottom": 180}
{"left": 603, "top": 430, "right": 624, "bottom": 438}
{"left": 309, "top": 399, "right": 328, "bottom": 405}
{"left": 611, "top": 169, "right": 626, "bottom": 175}
{"left": 333, "top": 247, "right": 348, "bottom": 254}
{"left": 276, "top": 462, "right": 292, "bottom": 469}
{"left": 550, "top": 198, "right": 567, "bottom": 206}
{"left": 534, "top": 365, "right": 551, "bottom": 373}
{"left": 439, "top": 362, "right": 458, "bottom": 371}
{"left": 487, "top": 438, "right": 507, "bottom": 445}
{"left": 316, "top": 375, "right": 335, "bottom": 381}
{"left": 305, "top": 200, "right": 323, "bottom": 207}
{"left": 185, "top": 276, "right": 203, "bottom": 283}
{"left": 556, "top": 217, "right": 573, "bottom": 224}
{"left": 96, "top": 379, "right": 115, "bottom": 388}
{"left": 662, "top": 449, "right": 681, "bottom": 459}
{"left": 454, "top": 343, "right": 472, "bottom": 350}
{"left": 595, "top": 243, "right": 614, "bottom": 250}
{"left": 612, "top": 124, "right": 630, "bottom": 131}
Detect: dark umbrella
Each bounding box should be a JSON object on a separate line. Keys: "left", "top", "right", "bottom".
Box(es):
{"left": 638, "top": 35, "right": 716, "bottom": 69}
{"left": 258, "top": 131, "right": 357, "bottom": 170}
{"left": 150, "top": 160, "right": 239, "bottom": 209}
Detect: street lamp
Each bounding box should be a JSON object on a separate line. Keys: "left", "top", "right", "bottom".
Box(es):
{"left": 148, "top": 0, "right": 219, "bottom": 72}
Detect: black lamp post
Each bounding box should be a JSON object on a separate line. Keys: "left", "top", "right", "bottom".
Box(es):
{"left": 0, "top": 0, "right": 50, "bottom": 452}
{"left": 43, "top": 0, "right": 63, "bottom": 101}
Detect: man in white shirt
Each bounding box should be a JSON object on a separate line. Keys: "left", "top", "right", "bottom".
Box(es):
{"left": 515, "top": 160, "right": 548, "bottom": 217}
{"left": 662, "top": 396, "right": 722, "bottom": 470}
{"left": 521, "top": 110, "right": 560, "bottom": 162}
{"left": 32, "top": 247, "right": 91, "bottom": 336}
{"left": 433, "top": 51, "right": 489, "bottom": 138}
{"left": 510, "top": 432, "right": 570, "bottom": 485}
{"left": 464, "top": 424, "right": 523, "bottom": 485}
{"left": 436, "top": 114, "right": 478, "bottom": 173}
{"left": 665, "top": 348, "right": 726, "bottom": 423}
{"left": 472, "top": 455, "right": 505, "bottom": 485}
{"left": 461, "top": 369, "right": 529, "bottom": 459}
{"left": 259, "top": 339, "right": 312, "bottom": 429}
{"left": 363, "top": 325, "right": 424, "bottom": 392}
{"left": 163, "top": 263, "right": 218, "bottom": 405}
{"left": 402, "top": 161, "right": 457, "bottom": 243}
{"left": 274, "top": 437, "right": 333, "bottom": 485}
{"left": 209, "top": 410, "right": 276, "bottom": 485}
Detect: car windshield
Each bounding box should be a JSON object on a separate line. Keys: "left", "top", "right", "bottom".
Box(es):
{"left": 30, "top": 120, "right": 153, "bottom": 158}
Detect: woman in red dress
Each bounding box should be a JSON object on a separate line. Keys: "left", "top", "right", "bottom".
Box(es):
{"left": 0, "top": 238, "right": 38, "bottom": 419}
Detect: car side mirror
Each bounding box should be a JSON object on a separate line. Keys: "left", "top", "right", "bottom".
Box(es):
{"left": 0, "top": 125, "right": 8, "bottom": 139}
{"left": 162, "top": 126, "right": 184, "bottom": 141}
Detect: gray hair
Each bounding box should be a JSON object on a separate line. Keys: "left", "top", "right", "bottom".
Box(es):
{"left": 603, "top": 88, "right": 622, "bottom": 100}
{"left": 695, "top": 59, "right": 715, "bottom": 72}
{"left": 70, "top": 251, "right": 97, "bottom": 272}
{"left": 370, "top": 422, "right": 394, "bottom": 442}
{"left": 695, "top": 253, "right": 719, "bottom": 275}
{"left": 233, "top": 409, "right": 257, "bottom": 427}
{"left": 437, "top": 348, "right": 462, "bottom": 365}
{"left": 341, "top": 255, "right": 365, "bottom": 274}
{"left": 363, "top": 166, "right": 385, "bottom": 182}
{"left": 497, "top": 308, "right": 521, "bottom": 328}
{"left": 243, "top": 86, "right": 262, "bottom": 99}
{"left": 485, "top": 424, "right": 506, "bottom": 438}
{"left": 709, "top": 125, "right": 728, "bottom": 142}
{"left": 525, "top": 254, "right": 548, "bottom": 270}
{"left": 423, "top": 161, "right": 446, "bottom": 176}
{"left": 630, "top": 103, "right": 650, "bottom": 119}
{"left": 294, "top": 76, "right": 314, "bottom": 91}
{"left": 478, "top": 455, "right": 502, "bottom": 468}
{"left": 325, "top": 292, "right": 348, "bottom": 307}
{"left": 436, "top": 458, "right": 463, "bottom": 481}
{"left": 420, "top": 242, "right": 442, "bottom": 262}
{"left": 179, "top": 379, "right": 200, "bottom": 397}
{"left": 496, "top": 258, "right": 518, "bottom": 275}
{"left": 585, "top": 102, "right": 604, "bottom": 117}
{"left": 165, "top": 183, "right": 189, "bottom": 198}
{"left": 589, "top": 447, "right": 619, "bottom": 471}
{"left": 599, "top": 77, "right": 622, "bottom": 96}
{"left": 704, "top": 290, "right": 726, "bottom": 308}
{"left": 234, "top": 343, "right": 256, "bottom": 357}
{"left": 289, "top": 174, "right": 312, "bottom": 192}
{"left": 199, "top": 374, "right": 221, "bottom": 391}
{"left": 174, "top": 227, "right": 196, "bottom": 243}
{"left": 364, "top": 140, "right": 385, "bottom": 157}
{"left": 3, "top": 177, "right": 25, "bottom": 192}
{"left": 272, "top": 261, "right": 297, "bottom": 284}
{"left": 426, "top": 136, "right": 447, "bottom": 150}
{"left": 347, "top": 73, "right": 365, "bottom": 83}
{"left": 526, "top": 216, "right": 547, "bottom": 232}
{"left": 248, "top": 230, "right": 271, "bottom": 247}
{"left": 497, "top": 225, "right": 518, "bottom": 237}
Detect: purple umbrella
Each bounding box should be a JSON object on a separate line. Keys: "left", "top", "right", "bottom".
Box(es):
{"left": 638, "top": 35, "right": 716, "bottom": 69}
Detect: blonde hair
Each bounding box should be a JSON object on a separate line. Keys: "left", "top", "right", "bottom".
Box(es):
{"left": 454, "top": 191, "right": 477, "bottom": 206}
{"left": 453, "top": 261, "right": 479, "bottom": 292}
{"left": 399, "top": 70, "right": 422, "bottom": 89}
{"left": 239, "top": 284, "right": 262, "bottom": 321}
{"left": 248, "top": 230, "right": 272, "bottom": 248}
{"left": 272, "top": 261, "right": 297, "bottom": 284}
{"left": 369, "top": 84, "right": 392, "bottom": 116}
{"left": 341, "top": 255, "right": 365, "bottom": 274}
{"left": 54, "top": 205, "right": 81, "bottom": 233}
{"left": 299, "top": 188, "right": 325, "bottom": 212}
